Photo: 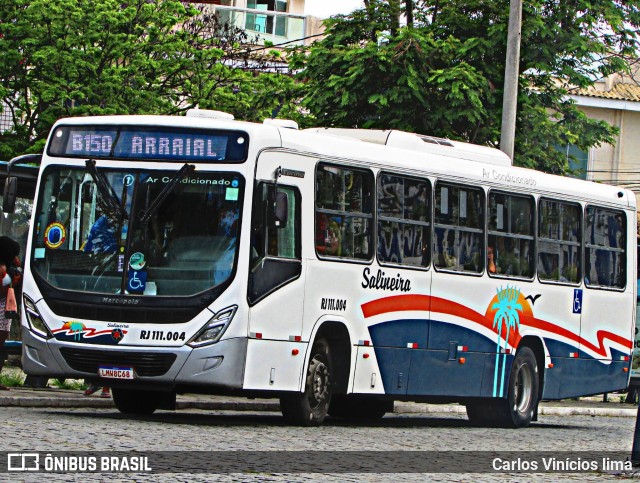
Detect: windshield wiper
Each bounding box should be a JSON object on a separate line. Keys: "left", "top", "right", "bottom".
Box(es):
{"left": 85, "top": 159, "right": 128, "bottom": 223}
{"left": 140, "top": 163, "right": 195, "bottom": 225}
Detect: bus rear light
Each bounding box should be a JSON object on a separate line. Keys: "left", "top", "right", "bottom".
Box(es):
{"left": 289, "top": 335, "right": 301, "bottom": 342}
{"left": 23, "top": 294, "right": 52, "bottom": 339}
{"left": 622, "top": 356, "right": 630, "bottom": 361}
{"left": 359, "top": 340, "right": 371, "bottom": 346}
{"left": 250, "top": 332, "right": 263, "bottom": 339}
{"left": 548, "top": 363, "right": 554, "bottom": 368}
{"left": 188, "top": 305, "right": 237, "bottom": 348}
{"left": 624, "top": 367, "right": 629, "bottom": 372}
{"left": 458, "top": 357, "right": 466, "bottom": 364}
{"left": 292, "top": 349, "right": 299, "bottom": 356}
{"left": 407, "top": 343, "right": 418, "bottom": 349}
{"left": 570, "top": 352, "right": 579, "bottom": 358}
{"left": 363, "top": 353, "right": 370, "bottom": 359}
{"left": 457, "top": 345, "right": 468, "bottom": 352}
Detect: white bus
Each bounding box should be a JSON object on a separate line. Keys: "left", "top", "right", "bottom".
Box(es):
{"left": 11, "top": 111, "right": 636, "bottom": 427}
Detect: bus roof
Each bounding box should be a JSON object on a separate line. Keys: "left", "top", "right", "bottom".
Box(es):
{"left": 48, "top": 115, "right": 636, "bottom": 210}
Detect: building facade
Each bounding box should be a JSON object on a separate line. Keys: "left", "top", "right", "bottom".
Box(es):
{"left": 183, "top": 1, "right": 323, "bottom": 47}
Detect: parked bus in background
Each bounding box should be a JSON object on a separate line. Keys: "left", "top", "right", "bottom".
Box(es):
{"left": 7, "top": 111, "right": 636, "bottom": 427}
{"left": 629, "top": 244, "right": 640, "bottom": 398}
{"left": 0, "top": 156, "right": 39, "bottom": 344}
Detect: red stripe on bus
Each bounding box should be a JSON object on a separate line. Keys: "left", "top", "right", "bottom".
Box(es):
{"left": 361, "top": 294, "right": 632, "bottom": 357}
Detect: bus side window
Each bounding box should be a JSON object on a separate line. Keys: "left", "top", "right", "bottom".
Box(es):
{"left": 434, "top": 182, "right": 484, "bottom": 273}
{"left": 538, "top": 199, "right": 581, "bottom": 284}
{"left": 248, "top": 183, "right": 301, "bottom": 305}
{"left": 488, "top": 191, "right": 534, "bottom": 278}
{"left": 585, "top": 206, "right": 626, "bottom": 289}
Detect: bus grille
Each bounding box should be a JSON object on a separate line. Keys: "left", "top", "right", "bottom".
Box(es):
{"left": 59, "top": 348, "right": 177, "bottom": 377}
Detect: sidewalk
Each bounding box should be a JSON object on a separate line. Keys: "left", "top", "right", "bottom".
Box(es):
{"left": 0, "top": 385, "right": 637, "bottom": 417}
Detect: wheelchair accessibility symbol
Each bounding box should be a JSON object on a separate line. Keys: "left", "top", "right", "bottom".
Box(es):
{"left": 573, "top": 289, "right": 583, "bottom": 314}
{"left": 127, "top": 270, "right": 147, "bottom": 293}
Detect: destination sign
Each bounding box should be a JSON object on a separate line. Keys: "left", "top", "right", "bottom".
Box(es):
{"left": 48, "top": 126, "right": 249, "bottom": 162}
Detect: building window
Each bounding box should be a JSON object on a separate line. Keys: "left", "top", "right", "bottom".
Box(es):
{"left": 246, "top": 0, "right": 287, "bottom": 36}
{"left": 556, "top": 144, "right": 588, "bottom": 180}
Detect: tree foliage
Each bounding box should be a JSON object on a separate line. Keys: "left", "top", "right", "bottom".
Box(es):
{"left": 0, "top": 0, "right": 301, "bottom": 159}
{"left": 291, "top": 0, "right": 640, "bottom": 173}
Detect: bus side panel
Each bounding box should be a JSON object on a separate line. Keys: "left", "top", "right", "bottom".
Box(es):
{"left": 351, "top": 346, "right": 386, "bottom": 394}
{"left": 407, "top": 349, "right": 486, "bottom": 396}
{"left": 542, "top": 339, "right": 631, "bottom": 399}
{"left": 243, "top": 339, "right": 307, "bottom": 391}
{"left": 578, "top": 286, "right": 634, "bottom": 398}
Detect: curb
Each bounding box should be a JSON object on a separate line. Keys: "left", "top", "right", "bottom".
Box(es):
{"left": 0, "top": 396, "right": 637, "bottom": 417}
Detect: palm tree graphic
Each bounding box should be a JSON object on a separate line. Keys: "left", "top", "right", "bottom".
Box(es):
{"left": 492, "top": 286, "right": 522, "bottom": 397}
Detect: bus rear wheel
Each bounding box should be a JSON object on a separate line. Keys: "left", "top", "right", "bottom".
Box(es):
{"left": 466, "top": 347, "right": 539, "bottom": 428}
{"left": 280, "top": 337, "right": 332, "bottom": 426}
{"left": 112, "top": 388, "right": 160, "bottom": 415}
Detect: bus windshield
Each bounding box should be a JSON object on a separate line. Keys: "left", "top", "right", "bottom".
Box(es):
{"left": 31, "top": 165, "right": 244, "bottom": 297}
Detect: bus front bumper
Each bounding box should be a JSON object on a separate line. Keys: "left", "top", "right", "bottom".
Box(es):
{"left": 21, "top": 328, "right": 248, "bottom": 390}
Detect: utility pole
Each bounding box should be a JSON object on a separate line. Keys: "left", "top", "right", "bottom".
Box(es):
{"left": 499, "top": 0, "right": 523, "bottom": 162}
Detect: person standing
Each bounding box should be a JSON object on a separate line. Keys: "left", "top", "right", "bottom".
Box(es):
{"left": 0, "top": 236, "right": 22, "bottom": 390}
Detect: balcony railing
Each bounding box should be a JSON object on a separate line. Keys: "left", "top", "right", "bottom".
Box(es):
{"left": 212, "top": 5, "right": 307, "bottom": 46}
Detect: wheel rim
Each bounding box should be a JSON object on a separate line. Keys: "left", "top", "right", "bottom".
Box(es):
{"left": 309, "top": 358, "right": 330, "bottom": 409}
{"left": 514, "top": 362, "right": 532, "bottom": 412}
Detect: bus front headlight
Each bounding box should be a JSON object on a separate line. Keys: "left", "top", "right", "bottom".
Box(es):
{"left": 188, "top": 305, "right": 237, "bottom": 347}
{"left": 23, "top": 294, "right": 52, "bottom": 339}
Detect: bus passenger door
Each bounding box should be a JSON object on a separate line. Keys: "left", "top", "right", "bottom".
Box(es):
{"left": 244, "top": 155, "right": 308, "bottom": 391}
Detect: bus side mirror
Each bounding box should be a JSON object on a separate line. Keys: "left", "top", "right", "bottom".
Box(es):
{"left": 3, "top": 176, "right": 17, "bottom": 214}
{"left": 270, "top": 191, "right": 288, "bottom": 228}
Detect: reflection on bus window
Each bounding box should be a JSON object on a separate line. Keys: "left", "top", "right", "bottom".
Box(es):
{"left": 377, "top": 173, "right": 430, "bottom": 268}
{"left": 31, "top": 167, "right": 244, "bottom": 296}
{"left": 488, "top": 192, "right": 534, "bottom": 278}
{"left": 315, "top": 164, "right": 373, "bottom": 260}
{"left": 434, "top": 182, "right": 484, "bottom": 273}
{"left": 538, "top": 199, "right": 581, "bottom": 284}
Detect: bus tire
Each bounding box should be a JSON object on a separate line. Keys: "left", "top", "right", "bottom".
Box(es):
{"left": 466, "top": 347, "right": 539, "bottom": 428}
{"left": 112, "top": 388, "right": 159, "bottom": 415}
{"left": 280, "top": 337, "right": 332, "bottom": 426}
{"left": 329, "top": 395, "right": 392, "bottom": 420}
{"left": 501, "top": 346, "right": 539, "bottom": 427}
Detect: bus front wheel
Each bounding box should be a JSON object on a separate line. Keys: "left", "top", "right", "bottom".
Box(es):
{"left": 112, "top": 388, "right": 159, "bottom": 415}
{"left": 280, "top": 337, "right": 332, "bottom": 426}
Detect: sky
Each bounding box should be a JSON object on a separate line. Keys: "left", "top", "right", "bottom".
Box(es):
{"left": 304, "top": 0, "right": 365, "bottom": 18}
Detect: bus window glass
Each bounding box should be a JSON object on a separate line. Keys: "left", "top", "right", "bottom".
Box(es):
{"left": 434, "top": 182, "right": 484, "bottom": 273}
{"left": 248, "top": 183, "right": 301, "bottom": 305}
{"left": 585, "top": 206, "right": 626, "bottom": 289}
{"left": 316, "top": 164, "right": 373, "bottom": 260}
{"left": 377, "top": 173, "right": 430, "bottom": 268}
{"left": 488, "top": 192, "right": 534, "bottom": 278}
{"left": 31, "top": 167, "right": 244, "bottom": 296}
{"left": 538, "top": 199, "right": 581, "bottom": 284}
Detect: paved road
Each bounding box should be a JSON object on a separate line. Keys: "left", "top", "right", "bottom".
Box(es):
{"left": 2, "top": 406, "right": 640, "bottom": 482}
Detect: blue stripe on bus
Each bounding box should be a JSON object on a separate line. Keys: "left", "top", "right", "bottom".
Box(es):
{"left": 368, "top": 319, "right": 629, "bottom": 399}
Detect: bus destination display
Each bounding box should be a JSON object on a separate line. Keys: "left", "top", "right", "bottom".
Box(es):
{"left": 48, "top": 126, "right": 248, "bottom": 162}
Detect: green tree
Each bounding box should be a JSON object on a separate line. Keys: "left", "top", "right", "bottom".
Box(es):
{"left": 292, "top": 0, "right": 640, "bottom": 173}
{"left": 0, "top": 0, "right": 302, "bottom": 159}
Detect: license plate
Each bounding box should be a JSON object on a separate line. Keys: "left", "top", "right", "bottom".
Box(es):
{"left": 98, "top": 366, "right": 135, "bottom": 380}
